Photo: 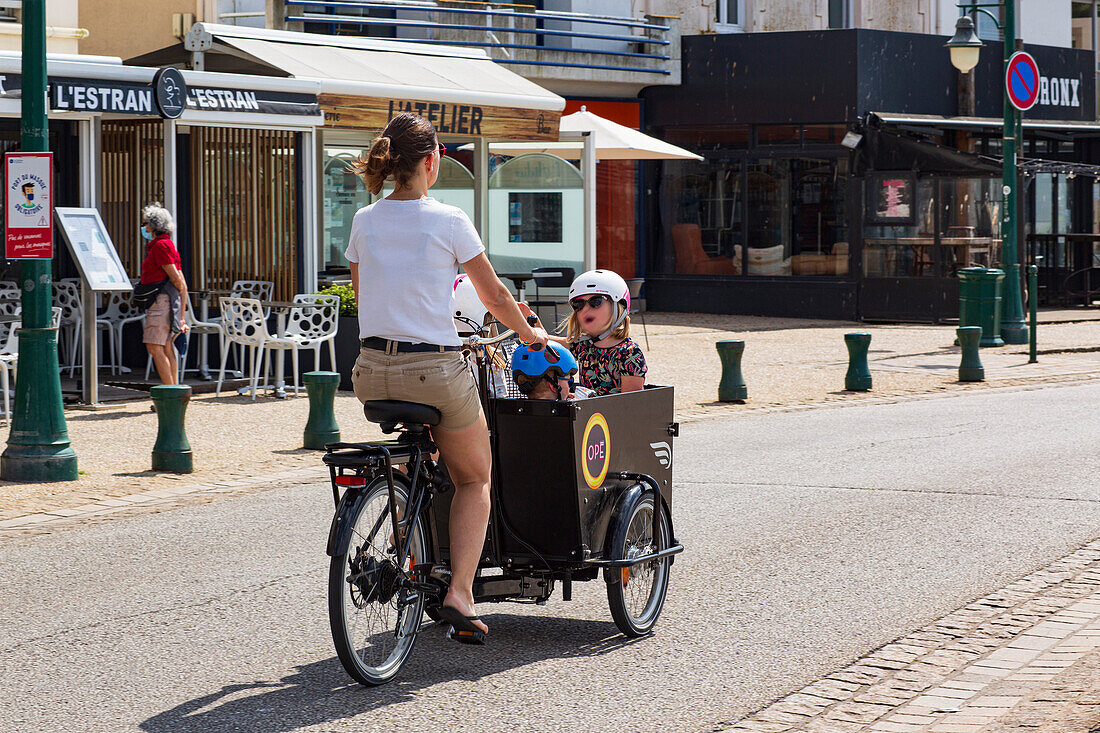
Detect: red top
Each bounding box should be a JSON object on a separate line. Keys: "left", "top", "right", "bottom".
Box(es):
{"left": 140, "top": 234, "right": 181, "bottom": 284}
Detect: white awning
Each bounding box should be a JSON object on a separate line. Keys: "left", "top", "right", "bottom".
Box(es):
{"left": 192, "top": 23, "right": 564, "bottom": 112}
{"left": 870, "top": 112, "right": 1100, "bottom": 133}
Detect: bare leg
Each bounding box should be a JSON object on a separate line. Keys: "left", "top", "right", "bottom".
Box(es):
{"left": 146, "top": 342, "right": 177, "bottom": 385}
{"left": 430, "top": 411, "right": 491, "bottom": 635}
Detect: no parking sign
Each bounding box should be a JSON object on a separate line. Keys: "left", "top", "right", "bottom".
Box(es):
{"left": 1006, "top": 51, "right": 1041, "bottom": 111}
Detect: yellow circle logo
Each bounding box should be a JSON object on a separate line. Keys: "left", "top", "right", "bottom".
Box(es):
{"left": 581, "top": 412, "right": 611, "bottom": 489}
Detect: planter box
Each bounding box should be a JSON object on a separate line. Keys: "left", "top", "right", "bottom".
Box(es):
{"left": 333, "top": 315, "right": 360, "bottom": 390}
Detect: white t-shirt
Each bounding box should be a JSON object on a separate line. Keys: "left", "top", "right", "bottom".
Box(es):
{"left": 344, "top": 197, "right": 485, "bottom": 346}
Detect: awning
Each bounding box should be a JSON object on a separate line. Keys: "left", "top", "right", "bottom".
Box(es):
{"left": 177, "top": 23, "right": 564, "bottom": 139}
{"left": 870, "top": 111, "right": 1100, "bottom": 134}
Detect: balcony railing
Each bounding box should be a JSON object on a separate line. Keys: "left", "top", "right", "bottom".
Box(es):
{"left": 280, "top": 0, "right": 677, "bottom": 79}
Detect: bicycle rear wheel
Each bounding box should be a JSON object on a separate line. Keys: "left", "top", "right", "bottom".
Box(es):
{"left": 328, "top": 475, "right": 427, "bottom": 685}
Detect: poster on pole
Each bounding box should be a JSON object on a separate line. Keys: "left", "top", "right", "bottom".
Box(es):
{"left": 54, "top": 207, "right": 132, "bottom": 292}
{"left": 5, "top": 152, "right": 53, "bottom": 259}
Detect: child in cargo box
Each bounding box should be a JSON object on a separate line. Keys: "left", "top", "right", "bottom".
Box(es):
{"left": 510, "top": 341, "right": 578, "bottom": 401}
{"left": 521, "top": 269, "right": 646, "bottom": 397}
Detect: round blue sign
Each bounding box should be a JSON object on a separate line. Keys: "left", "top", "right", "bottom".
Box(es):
{"left": 1006, "top": 52, "right": 1040, "bottom": 111}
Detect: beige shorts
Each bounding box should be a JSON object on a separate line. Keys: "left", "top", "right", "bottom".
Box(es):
{"left": 351, "top": 347, "right": 482, "bottom": 431}
{"left": 143, "top": 293, "right": 171, "bottom": 345}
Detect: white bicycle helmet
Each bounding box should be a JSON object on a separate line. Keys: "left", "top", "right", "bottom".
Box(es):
{"left": 453, "top": 274, "right": 489, "bottom": 334}
{"left": 568, "top": 269, "right": 630, "bottom": 341}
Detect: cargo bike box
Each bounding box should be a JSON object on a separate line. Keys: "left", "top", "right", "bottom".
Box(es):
{"left": 481, "top": 385, "right": 678, "bottom": 568}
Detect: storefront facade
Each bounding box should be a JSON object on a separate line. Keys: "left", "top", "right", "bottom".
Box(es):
{"left": 0, "top": 52, "right": 324, "bottom": 301}
{"left": 640, "top": 29, "right": 1100, "bottom": 321}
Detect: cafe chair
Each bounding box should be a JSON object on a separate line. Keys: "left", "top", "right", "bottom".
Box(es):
{"left": 52, "top": 281, "right": 84, "bottom": 376}
{"left": 287, "top": 293, "right": 340, "bottom": 371}
{"left": 227, "top": 280, "right": 274, "bottom": 373}
{"left": 528, "top": 266, "right": 575, "bottom": 327}
{"left": 625, "top": 277, "right": 649, "bottom": 350}
{"left": 217, "top": 297, "right": 272, "bottom": 401}
{"left": 98, "top": 290, "right": 145, "bottom": 375}
{"left": 0, "top": 307, "right": 60, "bottom": 425}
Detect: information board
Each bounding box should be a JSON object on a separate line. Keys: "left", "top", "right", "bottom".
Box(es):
{"left": 54, "top": 207, "right": 132, "bottom": 292}
{"left": 5, "top": 152, "right": 53, "bottom": 258}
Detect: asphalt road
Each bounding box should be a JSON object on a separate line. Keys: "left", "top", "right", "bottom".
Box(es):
{"left": 2, "top": 383, "right": 1100, "bottom": 733}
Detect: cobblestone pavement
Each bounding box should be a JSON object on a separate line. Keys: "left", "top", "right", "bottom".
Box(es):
{"left": 718, "top": 539, "right": 1100, "bottom": 733}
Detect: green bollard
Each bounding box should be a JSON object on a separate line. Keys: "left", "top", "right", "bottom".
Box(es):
{"left": 715, "top": 340, "right": 747, "bottom": 402}
{"left": 303, "top": 371, "right": 341, "bottom": 449}
{"left": 151, "top": 385, "right": 193, "bottom": 473}
{"left": 844, "top": 333, "right": 872, "bottom": 391}
{"left": 957, "top": 326, "right": 984, "bottom": 382}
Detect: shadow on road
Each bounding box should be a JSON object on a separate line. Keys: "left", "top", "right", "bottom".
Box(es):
{"left": 140, "top": 613, "right": 640, "bottom": 733}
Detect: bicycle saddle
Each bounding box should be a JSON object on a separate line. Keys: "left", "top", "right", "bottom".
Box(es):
{"left": 362, "top": 400, "right": 441, "bottom": 427}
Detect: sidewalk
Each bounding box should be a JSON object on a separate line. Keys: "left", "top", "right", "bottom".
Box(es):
{"left": 718, "top": 538, "right": 1100, "bottom": 733}
{"left": 6, "top": 312, "right": 1100, "bottom": 521}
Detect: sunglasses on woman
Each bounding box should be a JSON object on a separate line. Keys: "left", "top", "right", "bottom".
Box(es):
{"left": 570, "top": 294, "right": 610, "bottom": 312}
{"left": 438, "top": 142, "right": 447, "bottom": 156}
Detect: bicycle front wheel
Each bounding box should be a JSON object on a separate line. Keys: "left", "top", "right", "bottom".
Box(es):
{"left": 606, "top": 492, "right": 671, "bottom": 637}
{"left": 328, "top": 476, "right": 428, "bottom": 686}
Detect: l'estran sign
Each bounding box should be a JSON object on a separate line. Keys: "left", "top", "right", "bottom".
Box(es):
{"left": 320, "top": 94, "right": 560, "bottom": 141}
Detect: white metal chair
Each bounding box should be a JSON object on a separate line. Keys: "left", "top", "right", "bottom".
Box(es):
{"left": 225, "top": 280, "right": 274, "bottom": 374}
{"left": 98, "top": 290, "right": 144, "bottom": 374}
{"left": 216, "top": 297, "right": 271, "bottom": 401}
{"left": 184, "top": 293, "right": 225, "bottom": 378}
{"left": 287, "top": 294, "right": 340, "bottom": 372}
{"left": 0, "top": 307, "right": 60, "bottom": 425}
{"left": 52, "top": 281, "right": 83, "bottom": 376}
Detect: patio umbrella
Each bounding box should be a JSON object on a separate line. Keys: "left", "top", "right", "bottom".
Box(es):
{"left": 558, "top": 106, "right": 703, "bottom": 160}
{"left": 462, "top": 106, "right": 703, "bottom": 161}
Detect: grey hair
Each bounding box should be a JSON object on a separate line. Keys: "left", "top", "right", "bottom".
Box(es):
{"left": 141, "top": 202, "right": 175, "bottom": 234}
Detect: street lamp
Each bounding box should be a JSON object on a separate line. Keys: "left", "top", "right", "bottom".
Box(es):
{"left": 945, "top": 3, "right": 1029, "bottom": 345}
{"left": 946, "top": 16, "right": 983, "bottom": 74}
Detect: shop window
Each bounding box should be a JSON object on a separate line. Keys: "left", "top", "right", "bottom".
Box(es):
{"left": 789, "top": 158, "right": 849, "bottom": 276}
{"left": 431, "top": 156, "right": 475, "bottom": 224}
{"left": 802, "top": 125, "right": 846, "bottom": 145}
{"left": 938, "top": 178, "right": 1002, "bottom": 277}
{"left": 756, "top": 125, "right": 801, "bottom": 146}
{"left": 489, "top": 154, "right": 583, "bottom": 275}
{"left": 663, "top": 125, "right": 749, "bottom": 150}
{"left": 321, "top": 147, "right": 369, "bottom": 274}
{"left": 863, "top": 178, "right": 936, "bottom": 278}
{"left": 745, "top": 160, "right": 791, "bottom": 274}
{"left": 656, "top": 158, "right": 743, "bottom": 275}
{"left": 508, "top": 192, "right": 562, "bottom": 243}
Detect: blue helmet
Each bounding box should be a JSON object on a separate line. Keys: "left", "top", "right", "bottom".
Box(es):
{"left": 511, "top": 342, "right": 578, "bottom": 396}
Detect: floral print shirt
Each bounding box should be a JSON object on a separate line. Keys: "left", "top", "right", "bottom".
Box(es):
{"left": 570, "top": 337, "right": 647, "bottom": 396}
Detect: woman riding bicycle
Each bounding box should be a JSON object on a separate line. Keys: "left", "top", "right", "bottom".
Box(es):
{"left": 345, "top": 112, "right": 548, "bottom": 643}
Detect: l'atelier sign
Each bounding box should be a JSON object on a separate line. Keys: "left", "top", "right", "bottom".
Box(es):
{"left": 320, "top": 93, "right": 560, "bottom": 141}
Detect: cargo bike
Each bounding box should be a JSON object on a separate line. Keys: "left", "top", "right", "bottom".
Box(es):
{"left": 321, "top": 324, "right": 684, "bottom": 686}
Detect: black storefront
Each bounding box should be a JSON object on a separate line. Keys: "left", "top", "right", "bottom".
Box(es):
{"left": 640, "top": 29, "right": 1099, "bottom": 321}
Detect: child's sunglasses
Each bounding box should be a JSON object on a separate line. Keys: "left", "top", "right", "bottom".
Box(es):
{"left": 570, "top": 294, "right": 610, "bottom": 312}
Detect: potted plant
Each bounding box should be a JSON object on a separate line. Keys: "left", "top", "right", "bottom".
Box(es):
{"left": 317, "top": 283, "right": 359, "bottom": 390}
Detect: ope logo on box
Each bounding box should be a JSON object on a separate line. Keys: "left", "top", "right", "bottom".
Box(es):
{"left": 582, "top": 413, "right": 611, "bottom": 489}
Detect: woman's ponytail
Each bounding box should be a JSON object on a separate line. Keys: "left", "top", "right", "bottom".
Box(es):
{"left": 354, "top": 135, "right": 396, "bottom": 195}
{"left": 350, "top": 112, "right": 438, "bottom": 195}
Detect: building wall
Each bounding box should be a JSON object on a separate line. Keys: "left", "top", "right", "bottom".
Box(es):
{"left": 641, "top": 0, "right": 1072, "bottom": 46}
{"left": 0, "top": 0, "right": 82, "bottom": 55}
{"left": 80, "top": 0, "right": 215, "bottom": 59}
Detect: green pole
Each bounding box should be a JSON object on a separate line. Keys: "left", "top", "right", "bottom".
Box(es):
{"left": 715, "top": 340, "right": 747, "bottom": 403}
{"left": 999, "top": 0, "right": 1028, "bottom": 345}
{"left": 0, "top": 0, "right": 78, "bottom": 482}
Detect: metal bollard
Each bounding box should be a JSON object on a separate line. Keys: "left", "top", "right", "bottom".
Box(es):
{"left": 303, "top": 371, "right": 341, "bottom": 449}
{"left": 1028, "top": 265, "right": 1038, "bottom": 364}
{"left": 844, "top": 333, "right": 872, "bottom": 391}
{"left": 716, "top": 340, "right": 747, "bottom": 402}
{"left": 151, "top": 384, "right": 193, "bottom": 473}
{"left": 957, "top": 326, "right": 984, "bottom": 382}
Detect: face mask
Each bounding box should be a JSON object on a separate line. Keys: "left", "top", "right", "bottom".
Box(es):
{"left": 141, "top": 228, "right": 153, "bottom": 241}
